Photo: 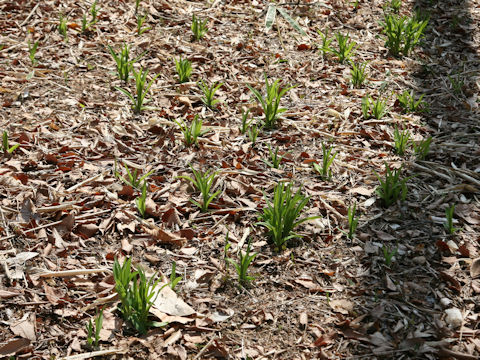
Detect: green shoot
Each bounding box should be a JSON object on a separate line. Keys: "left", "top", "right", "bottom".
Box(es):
{"left": 191, "top": 14, "right": 208, "bottom": 41}
{"left": 86, "top": 308, "right": 103, "bottom": 349}
{"left": 108, "top": 44, "right": 144, "bottom": 83}
{"left": 350, "top": 62, "right": 367, "bottom": 87}
{"left": 115, "top": 162, "right": 153, "bottom": 189}
{"left": 393, "top": 125, "right": 411, "bottom": 155}
{"left": 444, "top": 204, "right": 459, "bottom": 234}
{"left": 247, "top": 73, "right": 295, "bottom": 129}
{"left": 317, "top": 29, "right": 333, "bottom": 56}
{"left": 361, "top": 95, "right": 371, "bottom": 119}
{"left": 58, "top": 14, "right": 68, "bottom": 41}
{"left": 381, "top": 13, "right": 429, "bottom": 57}
{"left": 198, "top": 80, "right": 222, "bottom": 109}
{"left": 135, "top": 182, "right": 147, "bottom": 218}
{"left": 175, "top": 57, "right": 192, "bottom": 83}
{"left": 28, "top": 40, "right": 38, "bottom": 66}
{"left": 257, "top": 182, "right": 320, "bottom": 251}
{"left": 413, "top": 136, "right": 432, "bottom": 160}
{"left": 248, "top": 123, "right": 260, "bottom": 145}
{"left": 175, "top": 115, "right": 207, "bottom": 147}
{"left": 382, "top": 245, "right": 397, "bottom": 267}
{"left": 135, "top": 0, "right": 141, "bottom": 14}
{"left": 313, "top": 142, "right": 337, "bottom": 180}
{"left": 137, "top": 13, "right": 150, "bottom": 35}
{"left": 177, "top": 166, "right": 221, "bottom": 212}
{"left": 115, "top": 67, "right": 159, "bottom": 114}
{"left": 329, "top": 32, "right": 357, "bottom": 63}
{"left": 346, "top": 203, "right": 358, "bottom": 240}
{"left": 375, "top": 164, "right": 410, "bottom": 208}
{"left": 169, "top": 261, "right": 182, "bottom": 290}
{"left": 225, "top": 239, "right": 257, "bottom": 286}
{"left": 90, "top": 0, "right": 99, "bottom": 24}
{"left": 113, "top": 258, "right": 167, "bottom": 335}
{"left": 371, "top": 96, "right": 389, "bottom": 119}
{"left": 384, "top": 0, "right": 401, "bottom": 13}
{"left": 2, "top": 131, "right": 19, "bottom": 154}
{"left": 239, "top": 109, "right": 253, "bottom": 134}
{"left": 263, "top": 144, "right": 284, "bottom": 169}
{"left": 396, "top": 90, "right": 427, "bottom": 113}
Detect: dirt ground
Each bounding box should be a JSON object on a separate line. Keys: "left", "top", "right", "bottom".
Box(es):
{"left": 0, "top": 0, "right": 479, "bottom": 359}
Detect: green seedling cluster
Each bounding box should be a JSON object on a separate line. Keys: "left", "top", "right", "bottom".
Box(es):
{"left": 382, "top": 244, "right": 397, "bottom": 267}
{"left": 115, "top": 162, "right": 153, "bottom": 189}
{"left": 413, "top": 136, "right": 432, "bottom": 160}
{"left": 375, "top": 164, "right": 409, "bottom": 207}
{"left": 258, "top": 182, "right": 319, "bottom": 251}
{"left": 58, "top": 14, "right": 68, "bottom": 41}
{"left": 448, "top": 73, "right": 465, "bottom": 96}
{"left": 86, "top": 308, "right": 103, "bottom": 349}
{"left": 177, "top": 166, "right": 221, "bottom": 212}
{"left": 239, "top": 109, "right": 253, "bottom": 134}
{"left": 113, "top": 258, "right": 167, "bottom": 335}
{"left": 346, "top": 203, "right": 359, "bottom": 240}
{"left": 28, "top": 40, "right": 38, "bottom": 66}
{"left": 247, "top": 74, "right": 294, "bottom": 129}
{"left": 115, "top": 67, "right": 159, "bottom": 114}
{"left": 248, "top": 123, "right": 260, "bottom": 145}
{"left": 317, "top": 29, "right": 333, "bottom": 57}
{"left": 396, "top": 90, "right": 427, "bottom": 113}
{"left": 198, "top": 80, "right": 222, "bottom": 109}
{"left": 381, "top": 13, "right": 429, "bottom": 57}
{"left": 393, "top": 125, "right": 411, "bottom": 155}
{"left": 313, "top": 142, "right": 337, "bottom": 180}
{"left": 362, "top": 95, "right": 388, "bottom": 120}
{"left": 175, "top": 114, "right": 207, "bottom": 147}
{"left": 263, "top": 144, "right": 284, "bottom": 169}
{"left": 169, "top": 261, "right": 182, "bottom": 290}
{"left": 108, "top": 44, "right": 144, "bottom": 83}
{"left": 2, "top": 131, "right": 19, "bottom": 154}
{"left": 225, "top": 237, "right": 257, "bottom": 286}
{"left": 191, "top": 14, "right": 208, "bottom": 41}
{"left": 329, "top": 32, "right": 357, "bottom": 63}
{"left": 444, "top": 204, "right": 459, "bottom": 234}
{"left": 81, "top": 0, "right": 99, "bottom": 33}
{"left": 137, "top": 13, "right": 150, "bottom": 35}
{"left": 175, "top": 57, "right": 192, "bottom": 83}
{"left": 384, "top": 0, "right": 401, "bottom": 13}
{"left": 135, "top": 182, "right": 147, "bottom": 218}
{"left": 350, "top": 62, "right": 367, "bottom": 87}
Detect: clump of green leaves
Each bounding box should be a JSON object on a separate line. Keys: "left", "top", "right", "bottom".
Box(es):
{"left": 115, "top": 161, "right": 153, "bottom": 189}
{"left": 239, "top": 109, "right": 253, "bottom": 134}
{"left": 136, "top": 182, "right": 148, "bottom": 218}
{"left": 58, "top": 14, "right": 68, "bottom": 41}
{"left": 198, "top": 80, "right": 222, "bottom": 109}
{"left": 108, "top": 44, "right": 144, "bottom": 83}
{"left": 346, "top": 203, "right": 359, "bottom": 240}
{"left": 177, "top": 166, "right": 221, "bottom": 212}
{"left": 225, "top": 238, "right": 257, "bottom": 286}
{"left": 175, "top": 57, "right": 192, "bottom": 83}
{"left": 393, "top": 125, "right": 411, "bottom": 155}
{"left": 191, "top": 14, "right": 208, "bottom": 41}
{"left": 247, "top": 74, "right": 294, "bottom": 129}
{"left": 413, "top": 136, "right": 432, "bottom": 160}
{"left": 382, "top": 244, "right": 397, "bottom": 267}
{"left": 448, "top": 73, "right": 465, "bottom": 96}
{"left": 258, "top": 182, "right": 319, "bottom": 251}
{"left": 248, "top": 123, "right": 260, "bottom": 145}
{"left": 381, "top": 13, "right": 429, "bottom": 57}
{"left": 169, "top": 261, "right": 182, "bottom": 290}
{"left": 313, "top": 143, "right": 337, "bottom": 180}
{"left": 263, "top": 144, "right": 285, "bottom": 169}
{"left": 396, "top": 90, "right": 427, "bottom": 113}
{"left": 331, "top": 32, "right": 357, "bottom": 63}
{"left": 175, "top": 115, "right": 207, "bottom": 147}
{"left": 317, "top": 29, "right": 333, "bottom": 56}
{"left": 86, "top": 308, "right": 103, "bottom": 349}
{"left": 444, "top": 204, "right": 459, "bottom": 234}
{"left": 137, "top": 13, "right": 150, "bottom": 35}
{"left": 113, "top": 258, "right": 167, "bottom": 335}
{"left": 81, "top": 0, "right": 99, "bottom": 33}
{"left": 384, "top": 0, "right": 401, "bottom": 13}
{"left": 362, "top": 95, "right": 388, "bottom": 120}
{"left": 115, "top": 68, "right": 159, "bottom": 114}
{"left": 28, "top": 40, "right": 38, "bottom": 66}
{"left": 2, "top": 131, "right": 19, "bottom": 154}
{"left": 375, "top": 164, "right": 410, "bottom": 207}
{"left": 350, "top": 62, "right": 367, "bottom": 87}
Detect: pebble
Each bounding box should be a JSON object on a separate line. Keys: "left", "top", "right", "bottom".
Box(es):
{"left": 412, "top": 256, "right": 426, "bottom": 265}
{"left": 445, "top": 307, "right": 463, "bottom": 328}
{"left": 440, "top": 297, "right": 451, "bottom": 307}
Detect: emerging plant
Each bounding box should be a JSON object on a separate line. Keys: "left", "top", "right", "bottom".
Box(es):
{"left": 382, "top": 244, "right": 397, "bottom": 267}
{"left": 169, "top": 261, "right": 182, "bottom": 290}
{"left": 384, "top": 0, "right": 401, "bottom": 13}
{"left": 413, "top": 136, "right": 432, "bottom": 160}
{"left": 86, "top": 308, "right": 103, "bottom": 349}
{"left": 444, "top": 204, "right": 459, "bottom": 234}
{"left": 108, "top": 44, "right": 144, "bottom": 83}
{"left": 175, "top": 57, "right": 192, "bottom": 83}
{"left": 135, "top": 182, "right": 147, "bottom": 218}
{"left": 350, "top": 62, "right": 367, "bottom": 87}
{"left": 375, "top": 164, "right": 410, "bottom": 207}
{"left": 393, "top": 125, "right": 411, "bottom": 155}
{"left": 58, "top": 14, "right": 68, "bottom": 41}
{"left": 317, "top": 29, "right": 333, "bottom": 56}
{"left": 361, "top": 95, "right": 371, "bottom": 119}
{"left": 263, "top": 144, "right": 284, "bottom": 169}
{"left": 2, "top": 131, "right": 19, "bottom": 154}
{"left": 346, "top": 203, "right": 359, "bottom": 240}
{"left": 177, "top": 166, "right": 221, "bottom": 212}
{"left": 313, "top": 142, "right": 337, "bottom": 180}
{"left": 81, "top": 0, "right": 99, "bottom": 33}
{"left": 137, "top": 13, "right": 150, "bottom": 35}
{"left": 198, "top": 80, "right": 222, "bottom": 109}
{"left": 247, "top": 73, "right": 294, "bottom": 129}
{"left": 115, "top": 67, "right": 159, "bottom": 114}
{"left": 248, "top": 123, "right": 260, "bottom": 145}
{"left": 257, "top": 182, "right": 320, "bottom": 251}
{"left": 135, "top": 0, "right": 141, "bottom": 14}
{"left": 363, "top": 95, "right": 388, "bottom": 119}
{"left": 115, "top": 161, "right": 153, "bottom": 189}
{"left": 113, "top": 257, "right": 167, "bottom": 335}
{"left": 191, "top": 14, "right": 208, "bottom": 41}
{"left": 239, "top": 109, "right": 253, "bottom": 134}
{"left": 90, "top": 0, "right": 99, "bottom": 24}
{"left": 381, "top": 13, "right": 429, "bottom": 57}
{"left": 448, "top": 73, "right": 465, "bottom": 96}
{"left": 175, "top": 115, "right": 207, "bottom": 147}
{"left": 28, "top": 40, "right": 38, "bottom": 66}
{"left": 329, "top": 32, "right": 357, "bottom": 63}
{"left": 225, "top": 238, "right": 257, "bottom": 286}
{"left": 396, "top": 90, "right": 427, "bottom": 113}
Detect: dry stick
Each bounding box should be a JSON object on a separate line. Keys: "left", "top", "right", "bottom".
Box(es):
{"left": 64, "top": 172, "right": 104, "bottom": 193}
{"left": 19, "top": 3, "right": 40, "bottom": 26}
{"left": 59, "top": 348, "right": 125, "bottom": 360}
{"left": 37, "top": 268, "right": 110, "bottom": 278}
{"left": 194, "top": 336, "right": 219, "bottom": 360}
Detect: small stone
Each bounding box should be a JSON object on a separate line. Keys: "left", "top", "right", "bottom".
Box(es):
{"left": 412, "top": 256, "right": 426, "bottom": 265}
{"left": 440, "top": 298, "right": 451, "bottom": 307}
{"left": 445, "top": 307, "right": 463, "bottom": 328}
